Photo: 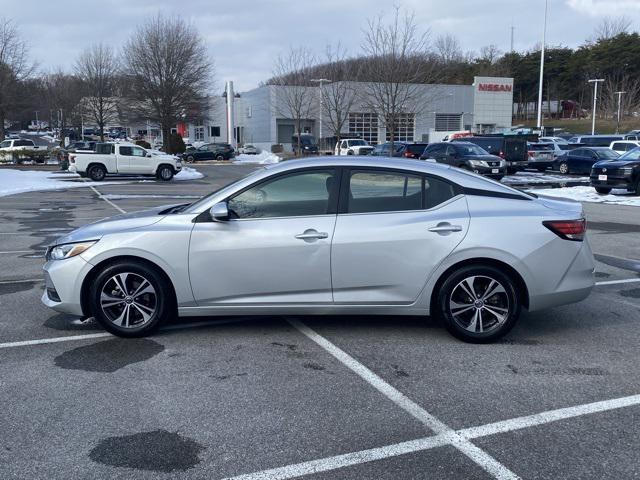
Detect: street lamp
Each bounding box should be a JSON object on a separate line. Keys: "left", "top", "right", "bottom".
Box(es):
{"left": 615, "top": 90, "right": 626, "bottom": 134}
{"left": 536, "top": 0, "right": 548, "bottom": 130}
{"left": 588, "top": 79, "right": 605, "bottom": 135}
{"left": 310, "top": 78, "right": 331, "bottom": 149}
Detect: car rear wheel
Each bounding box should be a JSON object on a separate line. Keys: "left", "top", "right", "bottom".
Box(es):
{"left": 595, "top": 186, "right": 611, "bottom": 195}
{"left": 558, "top": 162, "right": 569, "bottom": 174}
{"left": 215, "top": 154, "right": 224, "bottom": 160}
{"left": 90, "top": 261, "right": 173, "bottom": 337}
{"left": 156, "top": 165, "right": 174, "bottom": 181}
{"left": 88, "top": 164, "right": 106, "bottom": 181}
{"left": 186, "top": 155, "right": 195, "bottom": 163}
{"left": 437, "top": 265, "right": 521, "bottom": 343}
{"left": 347, "top": 150, "right": 354, "bottom": 155}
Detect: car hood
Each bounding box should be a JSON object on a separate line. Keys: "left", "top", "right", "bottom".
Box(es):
{"left": 593, "top": 159, "right": 639, "bottom": 168}
{"left": 463, "top": 154, "right": 503, "bottom": 161}
{"left": 51, "top": 204, "right": 181, "bottom": 246}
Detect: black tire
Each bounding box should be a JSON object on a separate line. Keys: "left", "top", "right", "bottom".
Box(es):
{"left": 633, "top": 178, "right": 640, "bottom": 196}
{"left": 156, "top": 165, "right": 174, "bottom": 181}
{"left": 594, "top": 186, "right": 611, "bottom": 195}
{"left": 88, "top": 164, "right": 106, "bottom": 181}
{"left": 347, "top": 150, "right": 354, "bottom": 155}
{"left": 186, "top": 155, "right": 195, "bottom": 163}
{"left": 436, "top": 265, "right": 521, "bottom": 343}
{"left": 89, "top": 260, "right": 173, "bottom": 338}
{"left": 215, "top": 154, "right": 224, "bottom": 160}
{"left": 558, "top": 162, "right": 569, "bottom": 175}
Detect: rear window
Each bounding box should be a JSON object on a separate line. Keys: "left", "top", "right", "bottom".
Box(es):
{"left": 406, "top": 144, "right": 428, "bottom": 154}
{"left": 529, "top": 144, "right": 553, "bottom": 151}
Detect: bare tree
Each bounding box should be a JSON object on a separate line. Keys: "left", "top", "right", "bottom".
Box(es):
{"left": 593, "top": 16, "right": 631, "bottom": 42}
{"left": 41, "top": 71, "right": 84, "bottom": 144}
{"left": 0, "top": 17, "right": 34, "bottom": 140}
{"left": 359, "top": 7, "right": 439, "bottom": 152}
{"left": 270, "top": 46, "right": 316, "bottom": 156}
{"left": 319, "top": 44, "right": 360, "bottom": 152}
{"left": 435, "top": 33, "right": 462, "bottom": 64}
{"left": 123, "top": 14, "right": 213, "bottom": 153}
{"left": 75, "top": 44, "right": 120, "bottom": 141}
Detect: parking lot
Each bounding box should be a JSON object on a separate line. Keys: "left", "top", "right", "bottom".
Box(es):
{"left": 1, "top": 164, "right": 640, "bottom": 479}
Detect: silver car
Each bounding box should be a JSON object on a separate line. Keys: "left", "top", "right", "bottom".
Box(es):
{"left": 42, "top": 157, "right": 594, "bottom": 343}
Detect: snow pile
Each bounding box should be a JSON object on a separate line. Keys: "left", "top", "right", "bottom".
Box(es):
{"left": 175, "top": 166, "right": 204, "bottom": 181}
{"left": 0, "top": 169, "right": 116, "bottom": 197}
{"left": 532, "top": 186, "right": 640, "bottom": 207}
{"left": 233, "top": 151, "right": 281, "bottom": 164}
{"left": 503, "top": 172, "right": 589, "bottom": 184}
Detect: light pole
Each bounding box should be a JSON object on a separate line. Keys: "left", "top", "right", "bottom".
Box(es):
{"left": 615, "top": 90, "right": 626, "bottom": 134}
{"left": 310, "top": 78, "right": 331, "bottom": 150}
{"left": 536, "top": 0, "right": 548, "bottom": 130}
{"left": 588, "top": 79, "right": 605, "bottom": 135}
{"left": 35, "top": 111, "right": 39, "bottom": 132}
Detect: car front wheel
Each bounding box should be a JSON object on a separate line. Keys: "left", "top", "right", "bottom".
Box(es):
{"left": 558, "top": 162, "right": 569, "bottom": 174}
{"left": 89, "top": 261, "right": 173, "bottom": 337}
{"left": 157, "top": 165, "right": 174, "bottom": 181}
{"left": 595, "top": 186, "right": 611, "bottom": 194}
{"left": 437, "top": 265, "right": 521, "bottom": 343}
{"left": 88, "top": 164, "right": 106, "bottom": 181}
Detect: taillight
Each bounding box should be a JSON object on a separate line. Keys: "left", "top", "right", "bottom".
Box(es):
{"left": 528, "top": 151, "right": 534, "bottom": 157}
{"left": 498, "top": 151, "right": 505, "bottom": 158}
{"left": 543, "top": 218, "right": 586, "bottom": 241}
{"left": 404, "top": 151, "right": 413, "bottom": 158}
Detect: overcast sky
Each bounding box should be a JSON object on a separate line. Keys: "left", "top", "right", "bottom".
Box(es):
{"left": 3, "top": 0, "right": 640, "bottom": 92}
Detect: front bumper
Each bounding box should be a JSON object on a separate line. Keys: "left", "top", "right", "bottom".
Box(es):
{"left": 468, "top": 164, "right": 507, "bottom": 177}
{"left": 41, "top": 255, "right": 93, "bottom": 316}
{"left": 507, "top": 160, "right": 528, "bottom": 170}
{"left": 589, "top": 175, "right": 633, "bottom": 190}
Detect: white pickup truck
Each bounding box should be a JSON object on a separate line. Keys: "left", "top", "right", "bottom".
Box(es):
{"left": 69, "top": 143, "right": 182, "bottom": 181}
{"left": 0, "top": 138, "right": 46, "bottom": 162}
{"left": 334, "top": 139, "right": 374, "bottom": 156}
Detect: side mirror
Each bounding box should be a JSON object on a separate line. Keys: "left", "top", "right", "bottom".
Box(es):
{"left": 209, "top": 201, "right": 229, "bottom": 221}
{"left": 147, "top": 152, "right": 152, "bottom": 157}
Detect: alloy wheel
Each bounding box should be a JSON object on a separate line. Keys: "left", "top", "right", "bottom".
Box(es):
{"left": 100, "top": 272, "right": 157, "bottom": 328}
{"left": 448, "top": 275, "right": 510, "bottom": 334}
{"left": 559, "top": 163, "right": 569, "bottom": 174}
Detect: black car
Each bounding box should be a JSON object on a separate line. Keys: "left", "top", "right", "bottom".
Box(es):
{"left": 182, "top": 143, "right": 235, "bottom": 162}
{"left": 369, "top": 142, "right": 428, "bottom": 158}
{"left": 420, "top": 142, "right": 506, "bottom": 179}
{"left": 554, "top": 147, "right": 619, "bottom": 175}
{"left": 452, "top": 136, "right": 528, "bottom": 173}
{"left": 590, "top": 147, "right": 640, "bottom": 195}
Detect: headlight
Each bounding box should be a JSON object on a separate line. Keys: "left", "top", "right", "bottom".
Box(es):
{"left": 468, "top": 160, "right": 482, "bottom": 166}
{"left": 47, "top": 241, "right": 97, "bottom": 260}
{"left": 622, "top": 167, "right": 633, "bottom": 175}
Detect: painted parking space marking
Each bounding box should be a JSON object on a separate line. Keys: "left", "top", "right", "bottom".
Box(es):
{"left": 224, "top": 392, "right": 640, "bottom": 480}
{"left": 595, "top": 278, "right": 640, "bottom": 286}
{"left": 287, "top": 318, "right": 520, "bottom": 480}
{"left": 87, "top": 183, "right": 127, "bottom": 214}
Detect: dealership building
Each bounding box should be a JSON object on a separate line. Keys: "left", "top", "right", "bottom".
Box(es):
{"left": 184, "top": 76, "right": 514, "bottom": 152}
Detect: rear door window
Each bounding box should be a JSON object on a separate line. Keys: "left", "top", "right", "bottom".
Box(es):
{"left": 348, "top": 170, "right": 422, "bottom": 213}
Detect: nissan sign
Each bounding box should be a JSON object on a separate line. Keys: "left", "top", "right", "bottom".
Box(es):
{"left": 478, "top": 83, "right": 512, "bottom": 92}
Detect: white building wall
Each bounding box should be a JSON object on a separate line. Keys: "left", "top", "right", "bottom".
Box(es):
{"left": 472, "top": 76, "right": 514, "bottom": 131}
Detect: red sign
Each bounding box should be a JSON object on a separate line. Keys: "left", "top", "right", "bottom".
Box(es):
{"left": 478, "top": 83, "right": 512, "bottom": 92}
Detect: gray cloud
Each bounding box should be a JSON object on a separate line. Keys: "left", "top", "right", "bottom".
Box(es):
{"left": 3, "top": 0, "right": 640, "bottom": 92}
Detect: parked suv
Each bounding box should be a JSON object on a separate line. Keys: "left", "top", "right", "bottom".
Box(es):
{"left": 420, "top": 141, "right": 506, "bottom": 179}
{"left": 182, "top": 143, "right": 235, "bottom": 162}
{"left": 335, "top": 139, "right": 374, "bottom": 156}
{"left": 590, "top": 147, "right": 640, "bottom": 195}
{"left": 569, "top": 134, "right": 639, "bottom": 147}
{"left": 370, "top": 142, "right": 428, "bottom": 158}
{"left": 452, "top": 136, "right": 528, "bottom": 173}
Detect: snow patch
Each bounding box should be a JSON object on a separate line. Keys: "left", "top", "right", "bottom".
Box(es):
{"left": 0, "top": 169, "right": 120, "bottom": 197}
{"left": 233, "top": 151, "right": 281, "bottom": 164}
{"left": 531, "top": 186, "right": 640, "bottom": 207}
{"left": 503, "top": 172, "right": 589, "bottom": 184}
{"left": 174, "top": 166, "right": 204, "bottom": 181}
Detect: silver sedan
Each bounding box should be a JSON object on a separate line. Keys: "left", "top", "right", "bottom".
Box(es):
{"left": 42, "top": 157, "right": 594, "bottom": 343}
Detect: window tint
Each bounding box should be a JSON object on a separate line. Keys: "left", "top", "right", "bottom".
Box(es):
{"left": 348, "top": 170, "right": 423, "bottom": 213}
{"left": 425, "top": 176, "right": 457, "bottom": 209}
{"left": 228, "top": 170, "right": 336, "bottom": 219}
{"left": 407, "top": 144, "right": 428, "bottom": 154}
{"left": 119, "top": 146, "right": 133, "bottom": 156}
{"left": 425, "top": 144, "right": 445, "bottom": 156}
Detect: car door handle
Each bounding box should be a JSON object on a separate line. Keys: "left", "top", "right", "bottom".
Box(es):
{"left": 295, "top": 230, "right": 328, "bottom": 240}
{"left": 428, "top": 223, "right": 463, "bottom": 233}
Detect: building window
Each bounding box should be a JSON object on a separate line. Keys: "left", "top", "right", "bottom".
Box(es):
{"left": 386, "top": 113, "right": 415, "bottom": 142}
{"left": 210, "top": 126, "right": 221, "bottom": 137}
{"left": 435, "top": 113, "right": 462, "bottom": 132}
{"left": 348, "top": 113, "right": 379, "bottom": 144}
{"left": 194, "top": 126, "right": 205, "bottom": 142}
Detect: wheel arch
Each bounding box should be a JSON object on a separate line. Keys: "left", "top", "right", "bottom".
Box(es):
{"left": 80, "top": 255, "right": 177, "bottom": 317}
{"left": 86, "top": 162, "right": 107, "bottom": 174}
{"left": 429, "top": 257, "right": 530, "bottom": 314}
{"left": 155, "top": 162, "right": 177, "bottom": 174}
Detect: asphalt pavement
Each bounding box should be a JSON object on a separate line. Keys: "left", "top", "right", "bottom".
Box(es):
{"left": 1, "top": 164, "right": 639, "bottom": 480}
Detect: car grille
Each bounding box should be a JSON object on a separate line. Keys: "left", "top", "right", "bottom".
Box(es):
{"left": 592, "top": 167, "right": 622, "bottom": 176}
{"left": 488, "top": 161, "right": 500, "bottom": 167}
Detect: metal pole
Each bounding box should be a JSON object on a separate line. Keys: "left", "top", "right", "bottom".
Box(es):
{"left": 536, "top": 0, "right": 548, "bottom": 130}
{"left": 311, "top": 79, "right": 331, "bottom": 152}
{"left": 588, "top": 79, "right": 604, "bottom": 135}
{"left": 226, "top": 81, "right": 236, "bottom": 148}
{"left": 615, "top": 91, "right": 625, "bottom": 134}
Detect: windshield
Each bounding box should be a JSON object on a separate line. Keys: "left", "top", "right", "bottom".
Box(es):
{"left": 184, "top": 168, "right": 266, "bottom": 212}
{"left": 458, "top": 144, "right": 490, "bottom": 155}
{"left": 618, "top": 147, "right": 640, "bottom": 161}
{"left": 596, "top": 149, "right": 620, "bottom": 159}
{"left": 0, "top": 140, "right": 11, "bottom": 148}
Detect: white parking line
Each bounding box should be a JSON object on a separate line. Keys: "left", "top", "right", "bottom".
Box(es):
{"left": 595, "top": 278, "right": 640, "bottom": 286}
{"left": 0, "top": 333, "right": 112, "bottom": 349}
{"left": 224, "top": 392, "right": 640, "bottom": 480}
{"left": 0, "top": 250, "right": 43, "bottom": 255}
{"left": 0, "top": 278, "right": 41, "bottom": 285}
{"left": 287, "top": 319, "right": 520, "bottom": 480}
{"left": 87, "top": 184, "right": 127, "bottom": 214}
